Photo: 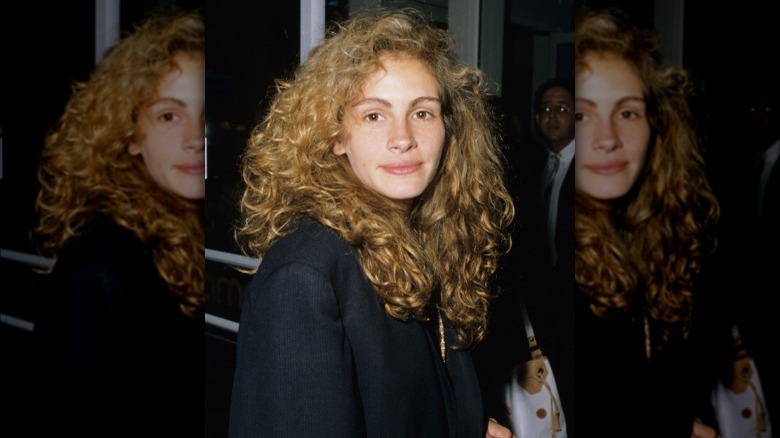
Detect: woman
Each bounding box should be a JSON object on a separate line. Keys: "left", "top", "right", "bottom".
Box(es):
{"left": 574, "top": 9, "right": 723, "bottom": 438}
{"left": 33, "top": 10, "right": 205, "bottom": 435}
{"left": 229, "top": 9, "right": 515, "bottom": 438}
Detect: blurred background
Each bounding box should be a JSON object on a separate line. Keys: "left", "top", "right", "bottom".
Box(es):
{"left": 0, "top": 0, "right": 204, "bottom": 432}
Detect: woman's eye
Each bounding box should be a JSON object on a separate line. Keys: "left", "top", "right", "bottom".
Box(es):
{"left": 366, "top": 113, "right": 380, "bottom": 122}
{"left": 415, "top": 111, "right": 431, "bottom": 119}
{"left": 574, "top": 112, "right": 584, "bottom": 121}
{"left": 160, "top": 112, "right": 177, "bottom": 122}
{"left": 619, "top": 110, "right": 639, "bottom": 119}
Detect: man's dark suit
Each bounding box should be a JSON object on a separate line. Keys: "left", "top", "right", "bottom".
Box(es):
{"left": 729, "top": 144, "right": 779, "bottom": 423}
{"left": 473, "top": 145, "right": 575, "bottom": 435}
{"left": 708, "top": 128, "right": 779, "bottom": 430}
{"left": 229, "top": 220, "right": 484, "bottom": 437}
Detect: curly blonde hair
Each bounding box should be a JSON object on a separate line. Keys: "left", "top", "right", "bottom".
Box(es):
{"left": 34, "top": 10, "right": 205, "bottom": 318}
{"left": 237, "top": 8, "right": 514, "bottom": 347}
{"left": 574, "top": 9, "right": 719, "bottom": 341}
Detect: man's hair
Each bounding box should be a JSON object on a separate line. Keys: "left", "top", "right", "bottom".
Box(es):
{"left": 534, "top": 77, "right": 574, "bottom": 113}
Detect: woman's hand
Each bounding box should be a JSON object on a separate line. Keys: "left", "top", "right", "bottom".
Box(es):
{"left": 486, "top": 418, "right": 516, "bottom": 438}
{"left": 691, "top": 419, "right": 719, "bottom": 438}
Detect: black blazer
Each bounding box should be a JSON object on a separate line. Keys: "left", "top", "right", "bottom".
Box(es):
{"left": 34, "top": 216, "right": 204, "bottom": 436}
{"left": 574, "top": 280, "right": 728, "bottom": 438}
{"left": 229, "top": 220, "right": 484, "bottom": 437}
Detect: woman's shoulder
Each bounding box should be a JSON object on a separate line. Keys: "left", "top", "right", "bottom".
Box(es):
{"left": 44, "top": 215, "right": 167, "bottom": 314}
{"left": 55, "top": 215, "right": 151, "bottom": 274}
{"left": 266, "top": 219, "right": 353, "bottom": 258}
{"left": 243, "top": 219, "right": 366, "bottom": 311}
{"left": 263, "top": 219, "right": 354, "bottom": 265}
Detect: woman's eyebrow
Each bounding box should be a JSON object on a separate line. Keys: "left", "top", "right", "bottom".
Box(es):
{"left": 145, "top": 97, "right": 187, "bottom": 108}
{"left": 352, "top": 96, "right": 441, "bottom": 108}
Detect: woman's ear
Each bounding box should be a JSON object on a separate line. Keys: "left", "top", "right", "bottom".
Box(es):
{"left": 332, "top": 139, "right": 346, "bottom": 156}
{"left": 127, "top": 143, "right": 142, "bottom": 156}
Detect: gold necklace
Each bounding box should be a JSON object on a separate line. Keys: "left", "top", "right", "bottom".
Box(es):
{"left": 437, "top": 308, "right": 447, "bottom": 363}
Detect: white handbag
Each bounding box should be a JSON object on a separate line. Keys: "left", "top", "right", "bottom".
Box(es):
{"left": 712, "top": 325, "right": 772, "bottom": 438}
{"left": 504, "top": 302, "right": 567, "bottom": 438}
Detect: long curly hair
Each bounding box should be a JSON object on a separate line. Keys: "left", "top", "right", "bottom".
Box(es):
{"left": 237, "top": 8, "right": 514, "bottom": 347}
{"left": 34, "top": 10, "right": 205, "bottom": 318}
{"left": 574, "top": 9, "right": 719, "bottom": 341}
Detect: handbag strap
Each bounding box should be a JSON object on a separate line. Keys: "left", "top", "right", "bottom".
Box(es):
{"left": 520, "top": 297, "right": 544, "bottom": 360}
{"left": 518, "top": 294, "right": 562, "bottom": 434}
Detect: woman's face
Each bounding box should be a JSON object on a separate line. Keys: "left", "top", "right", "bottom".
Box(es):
{"left": 575, "top": 53, "right": 651, "bottom": 200}
{"left": 129, "top": 52, "right": 205, "bottom": 200}
{"left": 333, "top": 54, "right": 446, "bottom": 211}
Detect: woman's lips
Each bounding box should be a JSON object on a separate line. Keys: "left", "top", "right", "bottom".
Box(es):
{"left": 584, "top": 161, "right": 627, "bottom": 175}
{"left": 381, "top": 162, "right": 422, "bottom": 175}
{"left": 176, "top": 163, "right": 206, "bottom": 175}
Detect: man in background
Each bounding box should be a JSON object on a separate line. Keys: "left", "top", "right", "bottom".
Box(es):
{"left": 474, "top": 78, "right": 576, "bottom": 435}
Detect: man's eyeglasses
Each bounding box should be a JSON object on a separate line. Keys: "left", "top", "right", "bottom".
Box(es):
{"left": 538, "top": 105, "right": 572, "bottom": 117}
